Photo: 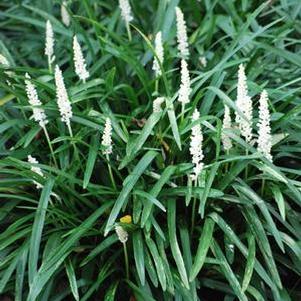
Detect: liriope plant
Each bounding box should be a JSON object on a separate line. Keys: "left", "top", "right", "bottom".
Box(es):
{"left": 0, "top": 1, "right": 300, "bottom": 301}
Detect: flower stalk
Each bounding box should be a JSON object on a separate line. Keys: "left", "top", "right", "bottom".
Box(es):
{"left": 25, "top": 73, "right": 57, "bottom": 167}
{"left": 257, "top": 90, "right": 272, "bottom": 162}
{"left": 178, "top": 59, "right": 191, "bottom": 123}
{"left": 235, "top": 64, "right": 253, "bottom": 143}
{"left": 118, "top": 0, "right": 133, "bottom": 41}
{"left": 115, "top": 225, "right": 129, "bottom": 279}
{"left": 45, "top": 20, "right": 55, "bottom": 72}
{"left": 61, "top": 1, "right": 70, "bottom": 27}
{"left": 222, "top": 104, "right": 233, "bottom": 152}
{"left": 189, "top": 109, "right": 204, "bottom": 181}
{"left": 152, "top": 31, "right": 164, "bottom": 78}
{"left": 101, "top": 118, "right": 116, "bottom": 189}
{"left": 73, "top": 36, "right": 89, "bottom": 83}
{"left": 175, "top": 7, "right": 189, "bottom": 59}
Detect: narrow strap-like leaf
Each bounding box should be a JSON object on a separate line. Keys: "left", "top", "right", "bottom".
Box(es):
{"left": 104, "top": 150, "right": 157, "bottom": 235}
{"left": 190, "top": 218, "right": 215, "bottom": 281}
{"left": 28, "top": 178, "right": 54, "bottom": 284}
{"left": 167, "top": 200, "right": 189, "bottom": 289}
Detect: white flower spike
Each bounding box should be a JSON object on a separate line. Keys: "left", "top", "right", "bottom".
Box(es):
{"left": 257, "top": 90, "right": 272, "bottom": 161}
{"left": 115, "top": 225, "right": 128, "bottom": 243}
{"left": 61, "top": 1, "right": 70, "bottom": 27}
{"left": 45, "top": 20, "right": 55, "bottom": 68}
{"left": 235, "top": 64, "right": 252, "bottom": 143}
{"left": 27, "top": 155, "right": 44, "bottom": 189}
{"left": 152, "top": 31, "right": 164, "bottom": 77}
{"left": 175, "top": 7, "right": 189, "bottom": 58}
{"left": 25, "top": 73, "right": 48, "bottom": 127}
{"left": 73, "top": 36, "right": 89, "bottom": 83}
{"left": 101, "top": 117, "right": 113, "bottom": 155}
{"left": 118, "top": 0, "right": 133, "bottom": 24}
{"left": 153, "top": 97, "right": 165, "bottom": 113}
{"left": 54, "top": 65, "right": 72, "bottom": 127}
{"left": 222, "top": 104, "right": 232, "bottom": 151}
{"left": 190, "top": 109, "right": 204, "bottom": 181}
{"left": 178, "top": 59, "right": 191, "bottom": 105}
{"left": 235, "top": 64, "right": 247, "bottom": 125}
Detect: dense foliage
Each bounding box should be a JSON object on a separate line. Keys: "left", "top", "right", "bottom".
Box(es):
{"left": 0, "top": 0, "right": 301, "bottom": 300}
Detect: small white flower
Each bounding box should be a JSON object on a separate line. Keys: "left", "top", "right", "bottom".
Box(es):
{"left": 175, "top": 7, "right": 189, "bottom": 58}
{"left": 115, "top": 225, "right": 128, "bottom": 243}
{"left": 61, "top": 1, "right": 70, "bottom": 27}
{"left": 0, "top": 54, "right": 9, "bottom": 67}
{"left": 25, "top": 73, "right": 48, "bottom": 127}
{"left": 241, "top": 95, "right": 253, "bottom": 143}
{"left": 27, "top": 155, "right": 44, "bottom": 189}
{"left": 190, "top": 109, "right": 204, "bottom": 181}
{"left": 45, "top": 20, "right": 55, "bottom": 64}
{"left": 153, "top": 97, "right": 165, "bottom": 113}
{"left": 73, "top": 36, "right": 89, "bottom": 82}
{"left": 257, "top": 90, "right": 272, "bottom": 161}
{"left": 222, "top": 104, "right": 232, "bottom": 151}
{"left": 118, "top": 0, "right": 133, "bottom": 24}
{"left": 54, "top": 65, "right": 72, "bottom": 126}
{"left": 178, "top": 59, "right": 191, "bottom": 104}
{"left": 235, "top": 64, "right": 252, "bottom": 143}
{"left": 152, "top": 31, "right": 164, "bottom": 77}
{"left": 199, "top": 56, "right": 207, "bottom": 67}
{"left": 0, "top": 54, "right": 13, "bottom": 79}
{"left": 101, "top": 117, "right": 113, "bottom": 155}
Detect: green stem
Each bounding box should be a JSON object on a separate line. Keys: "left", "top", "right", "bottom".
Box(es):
{"left": 123, "top": 242, "right": 129, "bottom": 279}
{"left": 261, "top": 178, "right": 265, "bottom": 196}
{"left": 191, "top": 178, "right": 198, "bottom": 236}
{"left": 48, "top": 56, "right": 52, "bottom": 73}
{"left": 43, "top": 126, "right": 58, "bottom": 168}
{"left": 225, "top": 150, "right": 229, "bottom": 174}
{"left": 126, "top": 22, "right": 132, "bottom": 41}
{"left": 181, "top": 103, "right": 185, "bottom": 125}
{"left": 67, "top": 122, "right": 80, "bottom": 162}
{"left": 106, "top": 154, "right": 116, "bottom": 190}
{"left": 245, "top": 149, "right": 249, "bottom": 179}
{"left": 155, "top": 79, "right": 159, "bottom": 94}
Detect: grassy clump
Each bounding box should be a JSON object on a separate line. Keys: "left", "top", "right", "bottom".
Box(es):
{"left": 0, "top": 1, "right": 301, "bottom": 300}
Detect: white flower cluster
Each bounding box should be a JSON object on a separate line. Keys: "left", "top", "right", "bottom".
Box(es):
{"left": 178, "top": 59, "right": 191, "bottom": 104}
{"left": 189, "top": 109, "right": 204, "bottom": 180}
{"left": 175, "top": 7, "right": 189, "bottom": 58}
{"left": 101, "top": 117, "right": 113, "bottom": 155}
{"left": 25, "top": 73, "right": 48, "bottom": 127}
{"left": 221, "top": 85, "right": 273, "bottom": 161}
{"left": 27, "top": 155, "right": 44, "bottom": 189}
{"left": 257, "top": 90, "right": 272, "bottom": 161}
{"left": 45, "top": 20, "right": 55, "bottom": 64}
{"left": 73, "top": 36, "right": 89, "bottom": 82}
{"left": 54, "top": 65, "right": 72, "bottom": 126}
{"left": 235, "top": 64, "right": 252, "bottom": 143}
{"left": 152, "top": 31, "right": 164, "bottom": 77}
{"left": 61, "top": 1, "right": 70, "bottom": 27}
{"left": 153, "top": 97, "right": 165, "bottom": 113}
{"left": 115, "top": 225, "right": 128, "bottom": 243}
{"left": 118, "top": 0, "right": 133, "bottom": 24}
{"left": 222, "top": 104, "right": 232, "bottom": 151}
